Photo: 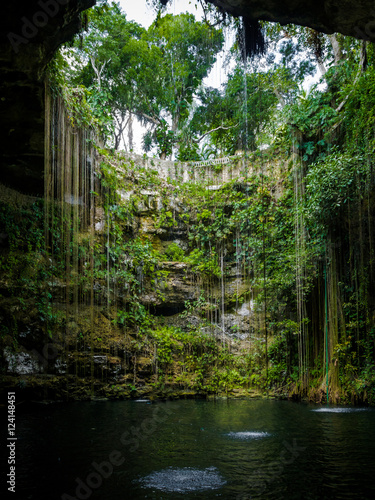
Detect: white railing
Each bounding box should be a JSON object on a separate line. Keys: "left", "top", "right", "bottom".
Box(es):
{"left": 190, "top": 155, "right": 241, "bottom": 168}
{"left": 116, "top": 152, "right": 246, "bottom": 185}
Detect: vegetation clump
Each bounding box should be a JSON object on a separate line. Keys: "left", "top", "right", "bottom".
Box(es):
{"left": 2, "top": 2, "right": 375, "bottom": 405}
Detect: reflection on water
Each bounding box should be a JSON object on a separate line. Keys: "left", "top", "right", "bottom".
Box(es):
{"left": 139, "top": 466, "right": 226, "bottom": 492}
{"left": 226, "top": 431, "right": 271, "bottom": 439}
{"left": 312, "top": 407, "right": 369, "bottom": 413}
{"left": 3, "top": 399, "right": 375, "bottom": 500}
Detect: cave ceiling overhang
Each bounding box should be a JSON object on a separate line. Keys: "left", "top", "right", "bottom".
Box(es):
{"left": 205, "top": 0, "right": 375, "bottom": 41}
{"left": 3, "top": 1, "right": 374, "bottom": 78}
{"left": 2, "top": 1, "right": 95, "bottom": 78}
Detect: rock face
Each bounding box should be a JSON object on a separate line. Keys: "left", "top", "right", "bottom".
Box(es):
{"left": 207, "top": 0, "right": 375, "bottom": 40}
{"left": 0, "top": 1, "right": 94, "bottom": 194}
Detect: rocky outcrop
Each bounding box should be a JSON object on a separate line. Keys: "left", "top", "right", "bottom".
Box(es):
{"left": 207, "top": 0, "right": 375, "bottom": 41}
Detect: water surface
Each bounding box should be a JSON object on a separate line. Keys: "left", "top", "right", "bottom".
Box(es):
{"left": 4, "top": 399, "right": 375, "bottom": 499}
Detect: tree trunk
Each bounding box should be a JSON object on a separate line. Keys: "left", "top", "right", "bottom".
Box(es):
{"left": 317, "top": 59, "right": 327, "bottom": 76}
{"left": 128, "top": 113, "right": 134, "bottom": 151}
{"left": 328, "top": 34, "right": 344, "bottom": 65}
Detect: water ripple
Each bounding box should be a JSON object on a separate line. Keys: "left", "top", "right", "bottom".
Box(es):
{"left": 226, "top": 431, "right": 271, "bottom": 439}
{"left": 139, "top": 466, "right": 226, "bottom": 492}
{"left": 312, "top": 408, "right": 369, "bottom": 413}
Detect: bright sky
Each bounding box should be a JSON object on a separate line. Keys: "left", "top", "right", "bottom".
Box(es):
{"left": 118, "top": 0, "right": 203, "bottom": 28}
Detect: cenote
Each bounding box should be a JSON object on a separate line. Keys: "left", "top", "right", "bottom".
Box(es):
{"left": 8, "top": 399, "right": 375, "bottom": 499}
{"left": 3, "top": 1, "right": 375, "bottom": 498}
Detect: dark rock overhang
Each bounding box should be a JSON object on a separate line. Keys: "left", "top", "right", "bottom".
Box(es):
{"left": 1, "top": 1, "right": 95, "bottom": 79}
{"left": 205, "top": 0, "right": 375, "bottom": 41}
{"left": 0, "top": 1, "right": 94, "bottom": 194}
{"left": 2, "top": 0, "right": 374, "bottom": 85}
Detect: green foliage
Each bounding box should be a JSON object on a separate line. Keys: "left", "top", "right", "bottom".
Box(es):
{"left": 47, "top": 55, "right": 113, "bottom": 137}
{"left": 286, "top": 87, "right": 338, "bottom": 158}
{"left": 146, "top": 12, "right": 223, "bottom": 128}
{"left": 0, "top": 200, "right": 44, "bottom": 252}
{"left": 185, "top": 249, "right": 222, "bottom": 279}
{"left": 63, "top": 4, "right": 223, "bottom": 154}
{"left": 154, "top": 123, "right": 175, "bottom": 159}
{"left": 181, "top": 293, "right": 214, "bottom": 318}
{"left": 161, "top": 242, "right": 185, "bottom": 262}
{"left": 117, "top": 303, "right": 152, "bottom": 329}
{"left": 154, "top": 208, "right": 177, "bottom": 229}
{"left": 0, "top": 199, "right": 64, "bottom": 336}
{"left": 342, "top": 70, "right": 375, "bottom": 153}
{"left": 190, "top": 68, "right": 278, "bottom": 155}
{"left": 304, "top": 149, "right": 366, "bottom": 236}
{"left": 148, "top": 326, "right": 251, "bottom": 393}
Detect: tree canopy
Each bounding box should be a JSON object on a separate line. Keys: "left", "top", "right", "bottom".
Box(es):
{"left": 57, "top": 0, "right": 374, "bottom": 164}
{"left": 63, "top": 2, "right": 223, "bottom": 156}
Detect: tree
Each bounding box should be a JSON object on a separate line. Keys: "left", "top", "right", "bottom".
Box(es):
{"left": 64, "top": 2, "right": 149, "bottom": 149}
{"left": 178, "top": 21, "right": 324, "bottom": 158}
{"left": 64, "top": 3, "right": 223, "bottom": 155}
{"left": 142, "top": 12, "right": 223, "bottom": 157}
{"left": 185, "top": 65, "right": 279, "bottom": 156}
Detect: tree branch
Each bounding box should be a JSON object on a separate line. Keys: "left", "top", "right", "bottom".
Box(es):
{"left": 273, "top": 89, "right": 286, "bottom": 108}
{"left": 328, "top": 34, "right": 344, "bottom": 65}
{"left": 335, "top": 42, "right": 366, "bottom": 115}
{"left": 199, "top": 0, "right": 226, "bottom": 28}
{"left": 90, "top": 56, "right": 111, "bottom": 89}
{"left": 327, "top": 42, "right": 367, "bottom": 134}
{"left": 137, "top": 112, "right": 162, "bottom": 127}
{"left": 196, "top": 123, "right": 238, "bottom": 143}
